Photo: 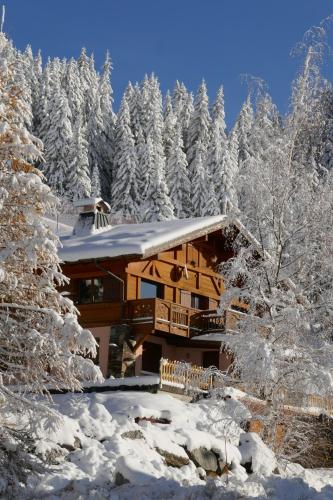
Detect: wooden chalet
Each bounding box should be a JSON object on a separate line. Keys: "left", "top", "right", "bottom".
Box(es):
{"left": 59, "top": 199, "right": 252, "bottom": 378}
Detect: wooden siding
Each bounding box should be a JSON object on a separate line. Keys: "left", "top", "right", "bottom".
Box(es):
{"left": 61, "top": 229, "right": 245, "bottom": 337}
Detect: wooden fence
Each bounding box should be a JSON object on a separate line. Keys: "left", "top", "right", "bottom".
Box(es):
{"left": 159, "top": 358, "right": 333, "bottom": 415}
{"left": 159, "top": 358, "right": 215, "bottom": 392}
{"left": 280, "top": 390, "right": 333, "bottom": 416}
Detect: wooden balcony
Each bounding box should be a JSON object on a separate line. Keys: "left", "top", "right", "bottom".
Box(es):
{"left": 76, "top": 297, "right": 242, "bottom": 337}
{"left": 124, "top": 298, "right": 200, "bottom": 337}
{"left": 191, "top": 309, "right": 244, "bottom": 334}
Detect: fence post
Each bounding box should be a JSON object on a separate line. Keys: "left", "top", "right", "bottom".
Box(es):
{"left": 159, "top": 357, "right": 164, "bottom": 389}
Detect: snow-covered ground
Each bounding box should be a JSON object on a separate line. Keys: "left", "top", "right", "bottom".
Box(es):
{"left": 20, "top": 389, "right": 333, "bottom": 499}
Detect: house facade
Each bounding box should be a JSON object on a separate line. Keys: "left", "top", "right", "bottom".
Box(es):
{"left": 59, "top": 200, "right": 250, "bottom": 378}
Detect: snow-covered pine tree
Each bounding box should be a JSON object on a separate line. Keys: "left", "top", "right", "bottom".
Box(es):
{"left": 13, "top": 46, "right": 33, "bottom": 131}
{"left": 172, "top": 81, "right": 193, "bottom": 150}
{"left": 140, "top": 75, "right": 174, "bottom": 220}
{"left": 91, "top": 163, "right": 102, "bottom": 198}
{"left": 96, "top": 52, "right": 116, "bottom": 200}
{"left": 234, "top": 94, "right": 254, "bottom": 167}
{"left": 64, "top": 58, "right": 84, "bottom": 121}
{"left": 165, "top": 123, "right": 191, "bottom": 218}
{"left": 163, "top": 91, "right": 176, "bottom": 162}
{"left": 191, "top": 147, "right": 208, "bottom": 216}
{"left": 202, "top": 182, "right": 220, "bottom": 216}
{"left": 207, "top": 86, "right": 227, "bottom": 203}
{"left": 187, "top": 80, "right": 211, "bottom": 175}
{"left": 0, "top": 33, "right": 100, "bottom": 416}
{"left": 43, "top": 81, "right": 73, "bottom": 197}
{"left": 111, "top": 98, "right": 139, "bottom": 220}
{"left": 143, "top": 136, "right": 175, "bottom": 222}
{"left": 218, "top": 128, "right": 239, "bottom": 214}
{"left": 22, "top": 45, "right": 41, "bottom": 134}
{"left": 78, "top": 48, "right": 99, "bottom": 125}
{"left": 67, "top": 116, "right": 91, "bottom": 201}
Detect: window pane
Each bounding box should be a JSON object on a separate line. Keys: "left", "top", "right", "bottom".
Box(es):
{"left": 79, "top": 279, "right": 92, "bottom": 304}
{"left": 191, "top": 293, "right": 207, "bottom": 310}
{"left": 141, "top": 279, "right": 163, "bottom": 299}
{"left": 92, "top": 278, "right": 104, "bottom": 302}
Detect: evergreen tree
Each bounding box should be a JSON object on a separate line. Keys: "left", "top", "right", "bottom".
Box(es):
{"left": 187, "top": 80, "right": 211, "bottom": 180}
{"left": 207, "top": 86, "right": 227, "bottom": 199}
{"left": 202, "top": 181, "right": 220, "bottom": 216}
{"left": 172, "top": 81, "right": 193, "bottom": 149}
{"left": 191, "top": 149, "right": 208, "bottom": 216}
{"left": 91, "top": 164, "right": 102, "bottom": 198}
{"left": 163, "top": 91, "right": 176, "bottom": 162}
{"left": 65, "top": 58, "right": 83, "bottom": 119}
{"left": 166, "top": 124, "right": 191, "bottom": 218}
{"left": 234, "top": 94, "right": 254, "bottom": 166}
{"left": 0, "top": 33, "right": 100, "bottom": 417}
{"left": 111, "top": 98, "right": 139, "bottom": 219}
{"left": 219, "top": 129, "right": 239, "bottom": 214}
{"left": 67, "top": 116, "right": 91, "bottom": 201}
{"left": 97, "top": 52, "right": 116, "bottom": 200}
{"left": 43, "top": 82, "right": 73, "bottom": 197}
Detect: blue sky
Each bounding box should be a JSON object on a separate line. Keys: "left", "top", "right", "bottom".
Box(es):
{"left": 6, "top": 0, "right": 333, "bottom": 126}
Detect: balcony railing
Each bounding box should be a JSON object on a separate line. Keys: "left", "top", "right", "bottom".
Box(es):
{"left": 124, "top": 298, "right": 200, "bottom": 337}
{"left": 76, "top": 296, "right": 243, "bottom": 337}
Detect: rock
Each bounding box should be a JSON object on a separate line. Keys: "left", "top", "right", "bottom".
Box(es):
{"left": 60, "top": 436, "right": 82, "bottom": 452}
{"left": 134, "top": 416, "right": 171, "bottom": 425}
{"left": 155, "top": 447, "right": 190, "bottom": 468}
{"left": 186, "top": 447, "right": 218, "bottom": 472}
{"left": 44, "top": 446, "right": 68, "bottom": 464}
{"left": 217, "top": 459, "right": 229, "bottom": 475}
{"left": 121, "top": 430, "right": 145, "bottom": 440}
{"left": 115, "top": 472, "right": 130, "bottom": 486}
{"left": 197, "top": 467, "right": 206, "bottom": 480}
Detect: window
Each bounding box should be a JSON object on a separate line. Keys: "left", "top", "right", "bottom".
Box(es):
{"left": 191, "top": 293, "right": 207, "bottom": 310}
{"left": 76, "top": 276, "right": 122, "bottom": 304}
{"left": 140, "top": 279, "right": 163, "bottom": 299}
{"left": 79, "top": 278, "right": 104, "bottom": 304}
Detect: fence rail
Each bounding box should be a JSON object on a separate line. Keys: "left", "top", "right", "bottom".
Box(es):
{"left": 159, "top": 358, "right": 215, "bottom": 392}
{"left": 159, "top": 358, "right": 333, "bottom": 415}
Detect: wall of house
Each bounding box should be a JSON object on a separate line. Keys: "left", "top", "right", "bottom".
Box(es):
{"left": 90, "top": 326, "right": 110, "bottom": 377}
{"left": 135, "top": 334, "right": 231, "bottom": 374}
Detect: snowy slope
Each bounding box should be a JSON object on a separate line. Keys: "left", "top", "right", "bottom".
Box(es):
{"left": 25, "top": 390, "right": 333, "bottom": 499}
{"left": 59, "top": 215, "right": 228, "bottom": 262}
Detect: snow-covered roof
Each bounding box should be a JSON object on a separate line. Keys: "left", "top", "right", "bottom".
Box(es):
{"left": 59, "top": 215, "right": 232, "bottom": 262}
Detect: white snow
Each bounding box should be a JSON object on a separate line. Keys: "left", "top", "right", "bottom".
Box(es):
{"left": 59, "top": 215, "right": 228, "bottom": 262}
{"left": 24, "top": 389, "right": 333, "bottom": 498}
{"left": 42, "top": 217, "right": 73, "bottom": 236}
{"left": 192, "top": 332, "right": 227, "bottom": 342}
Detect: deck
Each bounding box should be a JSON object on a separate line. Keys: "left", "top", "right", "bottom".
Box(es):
{"left": 77, "top": 297, "right": 241, "bottom": 337}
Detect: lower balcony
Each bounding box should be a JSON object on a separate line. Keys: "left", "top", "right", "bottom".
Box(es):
{"left": 77, "top": 297, "right": 241, "bottom": 337}
{"left": 124, "top": 298, "right": 200, "bottom": 337}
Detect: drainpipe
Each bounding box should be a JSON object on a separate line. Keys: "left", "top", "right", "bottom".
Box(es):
{"left": 93, "top": 260, "right": 125, "bottom": 317}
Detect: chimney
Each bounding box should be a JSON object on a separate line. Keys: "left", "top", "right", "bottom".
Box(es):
{"left": 72, "top": 197, "right": 111, "bottom": 236}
